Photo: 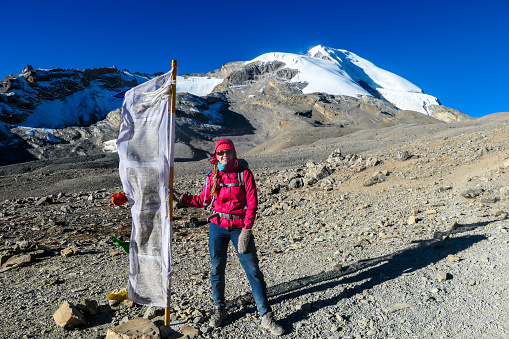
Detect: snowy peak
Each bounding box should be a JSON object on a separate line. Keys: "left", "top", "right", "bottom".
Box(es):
{"left": 306, "top": 45, "right": 422, "bottom": 93}
{"left": 249, "top": 50, "right": 370, "bottom": 98}
{"left": 245, "top": 45, "right": 442, "bottom": 115}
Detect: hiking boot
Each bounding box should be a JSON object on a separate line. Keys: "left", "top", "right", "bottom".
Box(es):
{"left": 261, "top": 312, "right": 284, "bottom": 336}
{"left": 209, "top": 305, "right": 227, "bottom": 327}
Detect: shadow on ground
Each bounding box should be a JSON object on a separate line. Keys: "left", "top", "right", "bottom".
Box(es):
{"left": 228, "top": 221, "right": 491, "bottom": 333}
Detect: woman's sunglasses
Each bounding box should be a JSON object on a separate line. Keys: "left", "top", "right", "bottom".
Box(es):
{"left": 216, "top": 150, "right": 233, "bottom": 156}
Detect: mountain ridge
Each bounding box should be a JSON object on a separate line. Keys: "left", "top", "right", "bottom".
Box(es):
{"left": 0, "top": 46, "right": 475, "bottom": 166}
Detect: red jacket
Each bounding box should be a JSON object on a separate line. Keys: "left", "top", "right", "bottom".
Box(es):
{"left": 181, "top": 161, "right": 258, "bottom": 229}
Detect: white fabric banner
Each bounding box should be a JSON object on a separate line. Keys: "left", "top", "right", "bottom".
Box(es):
{"left": 117, "top": 71, "right": 174, "bottom": 307}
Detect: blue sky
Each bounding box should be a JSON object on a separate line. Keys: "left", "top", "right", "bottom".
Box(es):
{"left": 2, "top": 0, "right": 508, "bottom": 118}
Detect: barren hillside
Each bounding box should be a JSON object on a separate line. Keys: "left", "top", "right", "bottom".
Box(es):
{"left": 0, "top": 112, "right": 508, "bottom": 338}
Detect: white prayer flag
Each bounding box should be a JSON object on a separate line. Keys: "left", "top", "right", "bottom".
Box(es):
{"left": 117, "top": 71, "right": 174, "bottom": 307}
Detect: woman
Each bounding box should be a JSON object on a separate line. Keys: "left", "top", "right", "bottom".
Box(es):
{"left": 172, "top": 139, "right": 284, "bottom": 336}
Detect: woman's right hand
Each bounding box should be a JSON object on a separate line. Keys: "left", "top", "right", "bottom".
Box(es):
{"left": 169, "top": 189, "right": 183, "bottom": 202}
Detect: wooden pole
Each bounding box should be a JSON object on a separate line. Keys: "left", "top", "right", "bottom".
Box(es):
{"left": 165, "top": 60, "right": 177, "bottom": 327}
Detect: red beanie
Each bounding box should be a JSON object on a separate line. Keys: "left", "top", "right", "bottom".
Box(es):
{"left": 214, "top": 139, "right": 236, "bottom": 153}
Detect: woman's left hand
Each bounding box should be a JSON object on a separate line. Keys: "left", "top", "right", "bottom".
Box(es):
{"left": 238, "top": 228, "right": 252, "bottom": 254}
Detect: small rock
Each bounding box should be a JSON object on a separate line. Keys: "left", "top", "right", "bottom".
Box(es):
{"left": 461, "top": 188, "right": 483, "bottom": 198}
{"left": 53, "top": 301, "right": 87, "bottom": 330}
{"left": 396, "top": 150, "right": 412, "bottom": 161}
{"left": 365, "top": 157, "right": 379, "bottom": 167}
{"left": 143, "top": 306, "right": 158, "bottom": 320}
{"left": 61, "top": 246, "right": 77, "bottom": 257}
{"left": 446, "top": 255, "right": 460, "bottom": 262}
{"left": 193, "top": 316, "right": 205, "bottom": 324}
{"left": 492, "top": 210, "right": 505, "bottom": 217}
{"left": 179, "top": 326, "right": 200, "bottom": 338}
{"left": 437, "top": 186, "right": 453, "bottom": 193}
{"left": 106, "top": 318, "right": 160, "bottom": 339}
{"left": 480, "top": 256, "right": 489, "bottom": 263}
{"left": 301, "top": 302, "right": 313, "bottom": 311}
{"left": 289, "top": 177, "right": 304, "bottom": 189}
{"left": 499, "top": 186, "right": 509, "bottom": 198}
{"left": 407, "top": 216, "right": 418, "bottom": 225}
{"left": 109, "top": 299, "right": 122, "bottom": 307}
{"left": 363, "top": 174, "right": 386, "bottom": 187}
{"left": 35, "top": 196, "right": 52, "bottom": 206}
{"left": 481, "top": 196, "right": 498, "bottom": 204}
{"left": 305, "top": 165, "right": 332, "bottom": 186}
{"left": 329, "top": 148, "right": 342, "bottom": 158}
{"left": 335, "top": 314, "right": 347, "bottom": 322}
{"left": 445, "top": 221, "right": 459, "bottom": 231}
{"left": 382, "top": 303, "right": 412, "bottom": 314}
{"left": 1, "top": 254, "right": 32, "bottom": 268}
{"left": 123, "top": 299, "right": 136, "bottom": 308}
{"left": 437, "top": 271, "right": 448, "bottom": 282}
{"left": 433, "top": 232, "right": 448, "bottom": 241}
{"left": 14, "top": 240, "right": 30, "bottom": 251}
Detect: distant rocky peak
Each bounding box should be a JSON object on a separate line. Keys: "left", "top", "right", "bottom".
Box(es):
{"left": 22, "top": 65, "right": 34, "bottom": 73}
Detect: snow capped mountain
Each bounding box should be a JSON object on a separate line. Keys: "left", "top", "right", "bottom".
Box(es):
{"left": 250, "top": 51, "right": 370, "bottom": 98}
{"left": 250, "top": 45, "right": 441, "bottom": 115}
{"left": 180, "top": 45, "right": 449, "bottom": 115}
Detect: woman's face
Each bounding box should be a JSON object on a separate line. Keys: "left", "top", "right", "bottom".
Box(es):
{"left": 216, "top": 149, "right": 234, "bottom": 165}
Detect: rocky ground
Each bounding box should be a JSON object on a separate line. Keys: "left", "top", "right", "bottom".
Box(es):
{"left": 0, "top": 113, "right": 508, "bottom": 338}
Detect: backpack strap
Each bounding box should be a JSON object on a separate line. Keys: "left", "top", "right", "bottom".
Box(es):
{"left": 203, "top": 169, "right": 213, "bottom": 209}
{"left": 238, "top": 170, "right": 245, "bottom": 186}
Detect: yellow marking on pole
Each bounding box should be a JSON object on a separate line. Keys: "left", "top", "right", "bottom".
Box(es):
{"left": 165, "top": 59, "right": 177, "bottom": 327}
